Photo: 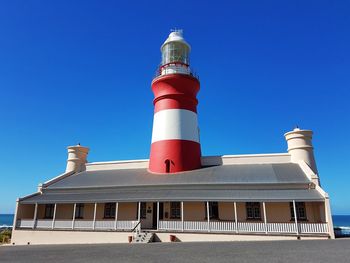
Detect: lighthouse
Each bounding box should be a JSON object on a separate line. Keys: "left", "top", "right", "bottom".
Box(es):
{"left": 149, "top": 30, "right": 202, "bottom": 173}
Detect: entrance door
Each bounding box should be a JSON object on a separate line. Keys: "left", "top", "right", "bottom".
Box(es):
{"left": 141, "top": 202, "right": 153, "bottom": 229}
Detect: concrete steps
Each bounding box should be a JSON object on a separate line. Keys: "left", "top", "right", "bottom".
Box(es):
{"left": 132, "top": 231, "right": 154, "bottom": 243}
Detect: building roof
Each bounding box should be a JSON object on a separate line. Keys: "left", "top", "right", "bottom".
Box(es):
{"left": 19, "top": 162, "right": 324, "bottom": 204}
{"left": 46, "top": 163, "right": 310, "bottom": 189}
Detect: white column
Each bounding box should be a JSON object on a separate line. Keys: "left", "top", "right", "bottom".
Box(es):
{"left": 325, "top": 197, "right": 335, "bottom": 239}
{"left": 234, "top": 202, "right": 238, "bottom": 233}
{"left": 181, "top": 201, "right": 184, "bottom": 232}
{"left": 206, "top": 201, "right": 210, "bottom": 232}
{"left": 72, "top": 203, "right": 76, "bottom": 229}
{"left": 52, "top": 203, "right": 57, "bottom": 229}
{"left": 157, "top": 202, "right": 160, "bottom": 231}
{"left": 115, "top": 202, "right": 119, "bottom": 230}
{"left": 33, "top": 203, "right": 38, "bottom": 229}
{"left": 137, "top": 202, "right": 141, "bottom": 222}
{"left": 13, "top": 199, "right": 19, "bottom": 229}
{"left": 263, "top": 202, "right": 267, "bottom": 234}
{"left": 292, "top": 200, "right": 299, "bottom": 235}
{"left": 93, "top": 203, "right": 97, "bottom": 230}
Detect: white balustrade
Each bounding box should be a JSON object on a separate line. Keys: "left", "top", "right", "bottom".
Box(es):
{"left": 298, "top": 223, "right": 328, "bottom": 234}
{"left": 159, "top": 220, "right": 182, "bottom": 231}
{"left": 54, "top": 220, "right": 73, "bottom": 229}
{"left": 158, "top": 220, "right": 329, "bottom": 235}
{"left": 238, "top": 222, "right": 266, "bottom": 233}
{"left": 116, "top": 220, "right": 138, "bottom": 230}
{"left": 17, "top": 219, "right": 139, "bottom": 231}
{"left": 210, "top": 221, "right": 236, "bottom": 232}
{"left": 16, "top": 219, "right": 34, "bottom": 228}
{"left": 95, "top": 220, "right": 115, "bottom": 230}
{"left": 267, "top": 223, "right": 297, "bottom": 233}
{"left": 35, "top": 219, "right": 53, "bottom": 229}
{"left": 184, "top": 221, "right": 208, "bottom": 232}
{"left": 74, "top": 220, "right": 93, "bottom": 230}
{"left": 16, "top": 218, "right": 329, "bottom": 236}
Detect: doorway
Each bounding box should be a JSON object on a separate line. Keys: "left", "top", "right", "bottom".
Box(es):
{"left": 151, "top": 202, "right": 163, "bottom": 229}
{"left": 140, "top": 202, "right": 163, "bottom": 230}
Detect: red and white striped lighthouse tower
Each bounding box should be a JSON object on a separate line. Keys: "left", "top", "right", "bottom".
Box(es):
{"left": 149, "top": 30, "right": 201, "bottom": 173}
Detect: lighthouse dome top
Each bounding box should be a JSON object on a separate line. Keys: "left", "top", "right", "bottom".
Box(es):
{"left": 161, "top": 30, "right": 191, "bottom": 51}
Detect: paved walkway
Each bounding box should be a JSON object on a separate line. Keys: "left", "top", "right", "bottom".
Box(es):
{"left": 1, "top": 239, "right": 349, "bottom": 263}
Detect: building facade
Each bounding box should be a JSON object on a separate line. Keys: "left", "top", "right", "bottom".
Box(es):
{"left": 12, "top": 31, "right": 334, "bottom": 245}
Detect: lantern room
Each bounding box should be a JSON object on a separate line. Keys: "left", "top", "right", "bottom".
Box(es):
{"left": 160, "top": 30, "right": 191, "bottom": 76}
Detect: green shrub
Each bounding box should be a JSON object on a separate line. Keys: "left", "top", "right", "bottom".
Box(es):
{"left": 0, "top": 229, "right": 12, "bottom": 244}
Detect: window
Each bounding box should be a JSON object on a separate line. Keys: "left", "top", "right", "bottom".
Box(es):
{"left": 104, "top": 203, "right": 116, "bottom": 219}
{"left": 75, "top": 203, "right": 84, "bottom": 219}
{"left": 170, "top": 202, "right": 181, "bottom": 219}
{"left": 246, "top": 202, "right": 261, "bottom": 220}
{"left": 44, "top": 204, "right": 55, "bottom": 219}
{"left": 140, "top": 202, "right": 147, "bottom": 219}
{"left": 205, "top": 202, "right": 219, "bottom": 219}
{"left": 290, "top": 202, "right": 307, "bottom": 221}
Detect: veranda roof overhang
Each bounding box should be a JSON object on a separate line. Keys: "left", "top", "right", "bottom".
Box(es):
{"left": 19, "top": 188, "right": 324, "bottom": 204}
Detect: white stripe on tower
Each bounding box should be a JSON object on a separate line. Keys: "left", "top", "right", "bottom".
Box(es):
{"left": 151, "top": 109, "right": 199, "bottom": 143}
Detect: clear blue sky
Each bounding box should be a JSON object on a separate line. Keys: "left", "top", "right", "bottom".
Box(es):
{"left": 0, "top": 1, "right": 349, "bottom": 214}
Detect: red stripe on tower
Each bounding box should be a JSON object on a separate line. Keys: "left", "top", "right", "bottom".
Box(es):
{"left": 149, "top": 30, "right": 202, "bottom": 173}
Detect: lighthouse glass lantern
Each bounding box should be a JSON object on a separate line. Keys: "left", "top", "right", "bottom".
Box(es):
{"left": 160, "top": 30, "right": 191, "bottom": 75}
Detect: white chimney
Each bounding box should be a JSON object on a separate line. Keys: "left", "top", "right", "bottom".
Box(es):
{"left": 284, "top": 127, "right": 318, "bottom": 174}
{"left": 65, "top": 144, "right": 89, "bottom": 173}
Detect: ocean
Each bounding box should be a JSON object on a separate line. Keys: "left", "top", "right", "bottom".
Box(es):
{"left": 0, "top": 214, "right": 14, "bottom": 227}
{"left": 332, "top": 215, "right": 350, "bottom": 227}
{"left": 1, "top": 214, "right": 350, "bottom": 228}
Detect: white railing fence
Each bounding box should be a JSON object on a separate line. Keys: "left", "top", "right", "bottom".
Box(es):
{"left": 95, "top": 220, "right": 115, "bottom": 230}
{"left": 36, "top": 219, "right": 52, "bottom": 229}
{"left": 74, "top": 220, "right": 93, "bottom": 229}
{"left": 159, "top": 220, "right": 182, "bottom": 231}
{"left": 267, "top": 223, "right": 296, "bottom": 233}
{"left": 54, "top": 220, "right": 72, "bottom": 229}
{"left": 117, "top": 220, "right": 139, "bottom": 230}
{"left": 210, "top": 221, "right": 236, "bottom": 232}
{"left": 238, "top": 222, "right": 266, "bottom": 233}
{"left": 17, "top": 219, "right": 329, "bottom": 235}
{"left": 16, "top": 219, "right": 34, "bottom": 228}
{"left": 17, "top": 219, "right": 139, "bottom": 231}
{"left": 298, "top": 223, "right": 328, "bottom": 234}
{"left": 184, "top": 221, "right": 208, "bottom": 231}
{"left": 158, "top": 221, "right": 329, "bottom": 234}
